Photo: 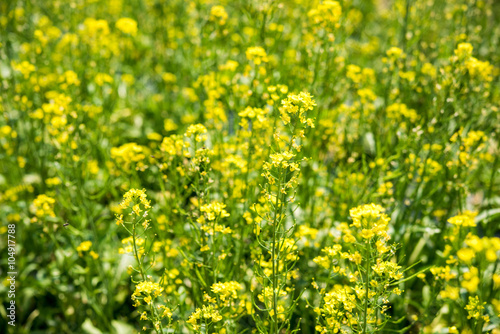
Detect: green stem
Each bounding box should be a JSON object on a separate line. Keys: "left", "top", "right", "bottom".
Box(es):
{"left": 363, "top": 239, "right": 372, "bottom": 334}
{"left": 132, "top": 217, "right": 163, "bottom": 334}
{"left": 271, "top": 169, "right": 283, "bottom": 334}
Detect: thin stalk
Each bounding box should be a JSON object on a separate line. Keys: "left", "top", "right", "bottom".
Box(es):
{"left": 271, "top": 169, "right": 283, "bottom": 334}
{"left": 132, "top": 217, "right": 163, "bottom": 334}
{"left": 363, "top": 238, "right": 372, "bottom": 334}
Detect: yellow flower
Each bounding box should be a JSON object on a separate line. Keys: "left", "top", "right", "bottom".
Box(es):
{"left": 279, "top": 92, "right": 316, "bottom": 126}
{"left": 439, "top": 285, "right": 459, "bottom": 300}
{"left": 457, "top": 248, "right": 475, "bottom": 263}
{"left": 200, "top": 202, "right": 230, "bottom": 221}
{"left": 360, "top": 229, "right": 374, "bottom": 239}
{"left": 245, "top": 46, "right": 268, "bottom": 65}
{"left": 448, "top": 213, "right": 476, "bottom": 227}
{"left": 89, "top": 251, "right": 99, "bottom": 260}
{"left": 116, "top": 18, "right": 138, "bottom": 36}
{"left": 187, "top": 305, "right": 222, "bottom": 330}
{"left": 308, "top": 1, "right": 342, "bottom": 28}
{"left": 120, "top": 188, "right": 151, "bottom": 214}
{"left": 76, "top": 241, "right": 92, "bottom": 255}
{"left": 454, "top": 42, "right": 473, "bottom": 59}
{"left": 11, "top": 60, "right": 36, "bottom": 78}
{"left": 133, "top": 281, "right": 164, "bottom": 299}
{"left": 210, "top": 281, "right": 242, "bottom": 302}
{"left": 33, "top": 194, "right": 56, "bottom": 218}
{"left": 465, "top": 295, "right": 485, "bottom": 319}
{"left": 185, "top": 124, "right": 208, "bottom": 142}
{"left": 386, "top": 47, "right": 405, "bottom": 59}
{"left": 209, "top": 6, "right": 228, "bottom": 25}
{"left": 162, "top": 72, "right": 177, "bottom": 83}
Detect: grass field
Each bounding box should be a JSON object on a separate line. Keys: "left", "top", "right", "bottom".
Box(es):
{"left": 0, "top": 0, "right": 499, "bottom": 333}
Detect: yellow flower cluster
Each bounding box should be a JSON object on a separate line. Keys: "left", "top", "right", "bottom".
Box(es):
{"left": 132, "top": 281, "right": 164, "bottom": 307}
{"left": 257, "top": 286, "right": 287, "bottom": 305}
{"left": 371, "top": 260, "right": 403, "bottom": 280}
{"left": 463, "top": 234, "right": 500, "bottom": 262}
{"left": 185, "top": 124, "right": 208, "bottom": 142}
{"left": 200, "top": 201, "right": 230, "bottom": 221}
{"left": 245, "top": 46, "right": 268, "bottom": 65}
{"left": 238, "top": 106, "right": 267, "bottom": 120}
{"left": 279, "top": 92, "right": 316, "bottom": 127}
{"left": 386, "top": 102, "right": 418, "bottom": 123}
{"left": 33, "top": 194, "right": 56, "bottom": 218}
{"left": 118, "top": 236, "right": 145, "bottom": 256}
{"left": 209, "top": 6, "right": 228, "bottom": 25}
{"left": 386, "top": 46, "right": 405, "bottom": 60}
{"left": 315, "top": 204, "right": 403, "bottom": 332}
{"left": 76, "top": 241, "right": 92, "bottom": 253}
{"left": 76, "top": 241, "right": 99, "bottom": 259}
{"left": 348, "top": 203, "right": 390, "bottom": 240}
{"left": 447, "top": 211, "right": 476, "bottom": 227}
{"left": 430, "top": 266, "right": 457, "bottom": 282}
{"left": 308, "top": 1, "right": 342, "bottom": 29}
{"left": 110, "top": 143, "right": 148, "bottom": 171}
{"left": 210, "top": 281, "right": 242, "bottom": 302}
{"left": 11, "top": 60, "right": 36, "bottom": 78}
{"left": 268, "top": 151, "right": 297, "bottom": 170}
{"left": 160, "top": 134, "right": 189, "bottom": 158}
{"left": 115, "top": 17, "right": 138, "bottom": 36}
{"left": 454, "top": 43, "right": 473, "bottom": 59}
{"left": 452, "top": 42, "right": 494, "bottom": 82}
{"left": 1, "top": 184, "right": 34, "bottom": 203}
{"left": 465, "top": 296, "right": 486, "bottom": 320}
{"left": 119, "top": 188, "right": 151, "bottom": 216}
{"left": 187, "top": 304, "right": 222, "bottom": 331}
{"left": 317, "top": 288, "right": 356, "bottom": 334}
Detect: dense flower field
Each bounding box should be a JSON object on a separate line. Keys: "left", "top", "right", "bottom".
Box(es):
{"left": 0, "top": 0, "right": 499, "bottom": 333}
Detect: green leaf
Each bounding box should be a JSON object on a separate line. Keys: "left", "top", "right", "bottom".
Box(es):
{"left": 111, "top": 320, "right": 136, "bottom": 334}
{"left": 82, "top": 318, "right": 102, "bottom": 334}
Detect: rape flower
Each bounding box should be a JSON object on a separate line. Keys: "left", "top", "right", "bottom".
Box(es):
{"left": 200, "top": 201, "right": 230, "bottom": 221}
{"left": 119, "top": 236, "right": 145, "bottom": 256}
{"left": 115, "top": 17, "right": 138, "bottom": 36}
{"left": 185, "top": 124, "right": 208, "bottom": 142}
{"left": 279, "top": 92, "right": 316, "bottom": 126}
{"left": 386, "top": 46, "right": 405, "bottom": 59}
{"left": 308, "top": 1, "right": 342, "bottom": 28}
{"left": 465, "top": 295, "right": 485, "bottom": 319}
{"left": 210, "top": 281, "right": 242, "bottom": 302}
{"left": 11, "top": 60, "right": 36, "bottom": 78}
{"left": 132, "top": 281, "right": 164, "bottom": 308}
{"left": 430, "top": 266, "right": 457, "bottom": 281}
{"left": 245, "top": 46, "right": 268, "bottom": 65}
{"left": 33, "top": 194, "right": 56, "bottom": 218}
{"left": 454, "top": 42, "right": 473, "bottom": 59}
{"left": 162, "top": 72, "right": 177, "bottom": 83}
{"left": 187, "top": 305, "right": 222, "bottom": 330}
{"left": 457, "top": 247, "right": 475, "bottom": 263}
{"left": 319, "top": 288, "right": 356, "bottom": 332}
{"left": 465, "top": 57, "right": 494, "bottom": 81}
{"left": 76, "top": 241, "right": 92, "bottom": 256}
{"left": 448, "top": 212, "right": 476, "bottom": 227}
{"left": 349, "top": 203, "right": 389, "bottom": 230}
{"left": 120, "top": 189, "right": 151, "bottom": 215}
{"left": 209, "top": 6, "right": 228, "bottom": 25}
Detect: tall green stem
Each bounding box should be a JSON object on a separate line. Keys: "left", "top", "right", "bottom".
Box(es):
{"left": 363, "top": 239, "right": 371, "bottom": 334}
{"left": 271, "top": 170, "right": 283, "bottom": 334}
